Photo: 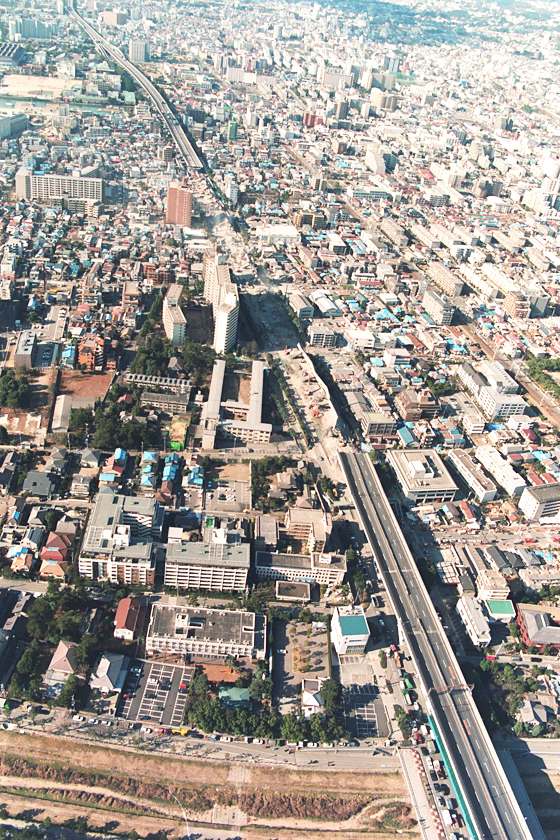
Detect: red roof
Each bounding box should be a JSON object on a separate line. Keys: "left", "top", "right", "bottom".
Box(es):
{"left": 115, "top": 597, "right": 141, "bottom": 632}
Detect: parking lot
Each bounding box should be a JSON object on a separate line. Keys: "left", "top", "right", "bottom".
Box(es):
{"left": 35, "top": 341, "right": 58, "bottom": 367}
{"left": 344, "top": 686, "right": 389, "bottom": 739}
{"left": 117, "top": 659, "right": 194, "bottom": 727}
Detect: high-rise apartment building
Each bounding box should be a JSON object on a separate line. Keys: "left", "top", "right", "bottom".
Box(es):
{"left": 15, "top": 167, "right": 103, "bottom": 202}
{"left": 128, "top": 39, "right": 149, "bottom": 62}
{"left": 166, "top": 179, "right": 193, "bottom": 227}
{"left": 203, "top": 254, "right": 239, "bottom": 354}
{"left": 163, "top": 284, "right": 187, "bottom": 346}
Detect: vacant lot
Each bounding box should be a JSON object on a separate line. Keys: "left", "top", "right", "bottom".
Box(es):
{"left": 0, "top": 731, "right": 414, "bottom": 838}
{"left": 60, "top": 370, "right": 113, "bottom": 405}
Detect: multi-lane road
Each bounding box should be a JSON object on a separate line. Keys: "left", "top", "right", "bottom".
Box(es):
{"left": 339, "top": 450, "right": 534, "bottom": 840}
{"left": 69, "top": 3, "right": 203, "bottom": 171}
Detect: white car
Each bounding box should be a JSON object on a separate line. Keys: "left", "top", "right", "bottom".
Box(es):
{"left": 73, "top": 714, "right": 84, "bottom": 722}
{"left": 141, "top": 726, "right": 152, "bottom": 733}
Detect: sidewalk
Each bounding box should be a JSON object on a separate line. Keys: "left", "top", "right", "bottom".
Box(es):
{"left": 399, "top": 748, "right": 444, "bottom": 840}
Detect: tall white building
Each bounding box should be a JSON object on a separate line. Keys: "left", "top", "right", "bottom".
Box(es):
{"left": 162, "top": 283, "right": 187, "bottom": 346}
{"left": 16, "top": 167, "right": 103, "bottom": 202}
{"left": 203, "top": 253, "right": 239, "bottom": 354}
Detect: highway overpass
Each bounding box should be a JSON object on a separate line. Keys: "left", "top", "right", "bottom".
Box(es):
{"left": 340, "top": 450, "right": 536, "bottom": 840}
{"left": 70, "top": 3, "right": 203, "bottom": 171}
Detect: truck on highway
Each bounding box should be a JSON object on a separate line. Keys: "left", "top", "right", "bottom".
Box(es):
{"left": 441, "top": 809, "right": 453, "bottom": 828}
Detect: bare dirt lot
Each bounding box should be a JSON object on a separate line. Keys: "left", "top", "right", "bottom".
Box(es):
{"left": 59, "top": 370, "right": 114, "bottom": 406}
{"left": 216, "top": 461, "right": 251, "bottom": 482}
{"left": 0, "top": 731, "right": 415, "bottom": 838}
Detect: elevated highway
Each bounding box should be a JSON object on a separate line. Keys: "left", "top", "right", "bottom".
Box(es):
{"left": 340, "top": 450, "right": 536, "bottom": 840}
{"left": 70, "top": 3, "right": 203, "bottom": 170}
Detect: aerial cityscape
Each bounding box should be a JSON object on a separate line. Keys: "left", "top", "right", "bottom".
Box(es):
{"left": 0, "top": 0, "right": 559, "bottom": 838}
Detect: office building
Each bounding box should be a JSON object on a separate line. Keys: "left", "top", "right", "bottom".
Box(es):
{"left": 78, "top": 492, "right": 163, "bottom": 587}
{"left": 146, "top": 604, "right": 266, "bottom": 660}
{"left": 163, "top": 283, "right": 187, "bottom": 346}
{"left": 474, "top": 446, "right": 526, "bottom": 496}
{"left": 164, "top": 535, "right": 250, "bottom": 592}
{"left": 129, "top": 39, "right": 150, "bottom": 62}
{"left": 331, "top": 605, "right": 370, "bottom": 655}
{"left": 447, "top": 449, "right": 498, "bottom": 504}
{"left": 15, "top": 167, "right": 103, "bottom": 202}
{"left": 519, "top": 483, "right": 560, "bottom": 522}
{"left": 166, "top": 180, "right": 192, "bottom": 227}
{"left": 386, "top": 449, "right": 457, "bottom": 504}
{"left": 361, "top": 411, "right": 397, "bottom": 439}
{"left": 422, "top": 287, "right": 456, "bottom": 325}
{"left": 255, "top": 551, "right": 346, "bottom": 587}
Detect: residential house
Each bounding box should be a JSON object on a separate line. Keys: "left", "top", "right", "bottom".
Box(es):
{"left": 114, "top": 596, "right": 141, "bottom": 641}
{"left": 89, "top": 652, "right": 130, "bottom": 694}
{"left": 44, "top": 640, "right": 78, "bottom": 692}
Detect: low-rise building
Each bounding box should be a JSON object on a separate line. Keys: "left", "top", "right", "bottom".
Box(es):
{"left": 90, "top": 652, "right": 129, "bottom": 694}
{"left": 255, "top": 551, "right": 346, "bottom": 587}
{"left": 447, "top": 449, "right": 498, "bottom": 503}
{"left": 331, "top": 605, "right": 370, "bottom": 656}
{"left": 146, "top": 604, "right": 266, "bottom": 660}
{"left": 140, "top": 392, "right": 191, "bottom": 413}
{"left": 114, "top": 596, "right": 141, "bottom": 641}
{"left": 474, "top": 446, "right": 526, "bottom": 496}
{"left": 517, "top": 604, "right": 560, "bottom": 653}
{"left": 456, "top": 596, "right": 491, "bottom": 647}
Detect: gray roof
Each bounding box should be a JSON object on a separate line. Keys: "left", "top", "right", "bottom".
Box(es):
{"left": 148, "top": 604, "right": 265, "bottom": 652}
{"left": 520, "top": 606, "right": 560, "bottom": 645}
{"left": 526, "top": 483, "right": 560, "bottom": 502}
{"left": 22, "top": 471, "right": 56, "bottom": 498}
{"left": 166, "top": 540, "right": 250, "bottom": 570}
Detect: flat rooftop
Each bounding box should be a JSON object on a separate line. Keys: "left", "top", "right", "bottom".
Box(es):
{"left": 167, "top": 540, "right": 250, "bottom": 569}
{"left": 148, "top": 604, "right": 266, "bottom": 653}
{"left": 387, "top": 448, "right": 457, "bottom": 493}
